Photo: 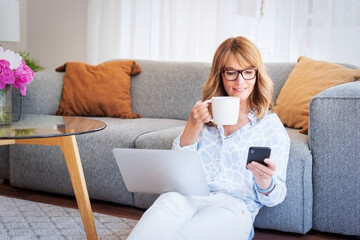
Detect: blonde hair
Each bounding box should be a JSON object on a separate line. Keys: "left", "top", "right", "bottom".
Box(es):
{"left": 202, "top": 36, "right": 273, "bottom": 119}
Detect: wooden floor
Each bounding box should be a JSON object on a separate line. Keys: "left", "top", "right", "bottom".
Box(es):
{"left": 0, "top": 180, "right": 356, "bottom": 240}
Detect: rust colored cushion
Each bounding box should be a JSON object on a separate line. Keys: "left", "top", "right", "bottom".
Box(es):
{"left": 56, "top": 60, "right": 141, "bottom": 118}
{"left": 274, "top": 56, "right": 360, "bottom": 134}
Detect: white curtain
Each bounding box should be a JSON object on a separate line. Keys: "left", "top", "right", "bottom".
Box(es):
{"left": 256, "top": 0, "right": 360, "bottom": 65}
{"left": 87, "top": 0, "right": 262, "bottom": 64}
{"left": 88, "top": 0, "right": 360, "bottom": 66}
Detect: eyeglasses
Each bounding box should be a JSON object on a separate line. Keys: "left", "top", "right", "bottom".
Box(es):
{"left": 222, "top": 67, "right": 257, "bottom": 81}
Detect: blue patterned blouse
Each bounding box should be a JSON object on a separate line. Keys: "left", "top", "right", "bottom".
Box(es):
{"left": 172, "top": 110, "right": 290, "bottom": 237}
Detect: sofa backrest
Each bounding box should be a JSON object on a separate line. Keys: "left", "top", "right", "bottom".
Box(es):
{"left": 264, "top": 62, "right": 297, "bottom": 102}
{"left": 131, "top": 60, "right": 298, "bottom": 120}
{"left": 24, "top": 60, "right": 358, "bottom": 120}
{"left": 24, "top": 61, "right": 299, "bottom": 119}
{"left": 22, "top": 71, "right": 65, "bottom": 115}
{"left": 131, "top": 60, "right": 211, "bottom": 120}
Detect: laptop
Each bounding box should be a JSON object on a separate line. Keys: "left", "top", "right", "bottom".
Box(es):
{"left": 113, "top": 148, "right": 210, "bottom": 196}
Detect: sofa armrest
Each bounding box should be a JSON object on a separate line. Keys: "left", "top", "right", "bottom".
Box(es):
{"left": 309, "top": 80, "right": 360, "bottom": 149}
{"left": 22, "top": 71, "right": 65, "bottom": 115}
{"left": 309, "top": 80, "right": 360, "bottom": 235}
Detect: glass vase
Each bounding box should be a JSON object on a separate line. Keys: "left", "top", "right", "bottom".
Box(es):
{"left": 0, "top": 85, "right": 12, "bottom": 126}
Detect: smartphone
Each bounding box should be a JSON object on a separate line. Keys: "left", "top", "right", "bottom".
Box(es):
{"left": 246, "top": 146, "right": 271, "bottom": 167}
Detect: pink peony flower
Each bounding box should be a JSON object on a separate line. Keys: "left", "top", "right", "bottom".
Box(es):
{"left": 0, "top": 48, "right": 34, "bottom": 96}
{"left": 14, "top": 59, "right": 34, "bottom": 95}
{"left": 0, "top": 59, "right": 15, "bottom": 89}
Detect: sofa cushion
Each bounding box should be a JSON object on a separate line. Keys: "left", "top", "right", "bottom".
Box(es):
{"left": 134, "top": 126, "right": 185, "bottom": 150}
{"left": 56, "top": 60, "right": 141, "bottom": 118}
{"left": 274, "top": 56, "right": 360, "bottom": 134}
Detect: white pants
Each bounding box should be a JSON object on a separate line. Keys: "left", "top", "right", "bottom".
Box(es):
{"left": 127, "top": 192, "right": 252, "bottom": 240}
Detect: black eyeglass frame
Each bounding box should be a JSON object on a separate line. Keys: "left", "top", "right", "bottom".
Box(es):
{"left": 222, "top": 67, "right": 258, "bottom": 81}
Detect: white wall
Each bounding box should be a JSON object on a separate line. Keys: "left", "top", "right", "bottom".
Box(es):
{"left": 0, "top": 0, "right": 27, "bottom": 54}
{"left": 0, "top": 0, "right": 88, "bottom": 71}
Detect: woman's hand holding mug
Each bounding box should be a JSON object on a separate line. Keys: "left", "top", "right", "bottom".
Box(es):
{"left": 191, "top": 96, "right": 240, "bottom": 126}
{"left": 182, "top": 96, "right": 240, "bottom": 147}
{"left": 190, "top": 101, "right": 212, "bottom": 124}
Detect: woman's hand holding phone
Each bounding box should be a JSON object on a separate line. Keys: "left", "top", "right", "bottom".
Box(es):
{"left": 246, "top": 147, "right": 276, "bottom": 193}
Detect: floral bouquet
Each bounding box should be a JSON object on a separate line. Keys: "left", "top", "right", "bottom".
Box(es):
{"left": 0, "top": 47, "right": 34, "bottom": 125}
{"left": 0, "top": 47, "right": 34, "bottom": 95}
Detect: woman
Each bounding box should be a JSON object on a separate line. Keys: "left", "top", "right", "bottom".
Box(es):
{"left": 127, "top": 36, "right": 290, "bottom": 240}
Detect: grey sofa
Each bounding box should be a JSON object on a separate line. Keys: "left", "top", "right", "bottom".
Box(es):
{"left": 0, "top": 60, "right": 359, "bottom": 237}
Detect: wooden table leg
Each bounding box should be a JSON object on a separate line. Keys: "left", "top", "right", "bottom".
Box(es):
{"left": 15, "top": 136, "right": 98, "bottom": 239}
{"left": 59, "top": 135, "right": 98, "bottom": 240}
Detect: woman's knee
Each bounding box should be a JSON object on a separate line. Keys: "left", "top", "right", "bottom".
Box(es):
{"left": 152, "top": 192, "right": 196, "bottom": 217}
{"left": 155, "top": 192, "right": 191, "bottom": 207}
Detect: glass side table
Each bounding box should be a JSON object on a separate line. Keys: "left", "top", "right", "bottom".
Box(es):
{"left": 0, "top": 114, "right": 107, "bottom": 240}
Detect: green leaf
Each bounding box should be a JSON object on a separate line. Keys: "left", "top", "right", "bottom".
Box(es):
{"left": 18, "top": 51, "right": 45, "bottom": 72}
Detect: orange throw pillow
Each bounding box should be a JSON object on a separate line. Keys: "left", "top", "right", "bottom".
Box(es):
{"left": 274, "top": 56, "right": 360, "bottom": 134}
{"left": 56, "top": 60, "right": 141, "bottom": 118}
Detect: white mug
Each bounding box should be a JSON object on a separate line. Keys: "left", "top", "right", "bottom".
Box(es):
{"left": 208, "top": 96, "right": 240, "bottom": 125}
